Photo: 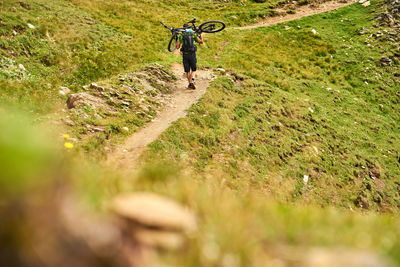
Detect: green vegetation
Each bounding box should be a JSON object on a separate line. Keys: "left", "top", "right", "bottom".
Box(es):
{"left": 1, "top": 0, "right": 400, "bottom": 266}
{"left": 136, "top": 0, "right": 400, "bottom": 264}
{"left": 0, "top": 0, "right": 323, "bottom": 150}
{"left": 141, "top": 1, "right": 400, "bottom": 212}
{"left": 0, "top": 0, "right": 302, "bottom": 113}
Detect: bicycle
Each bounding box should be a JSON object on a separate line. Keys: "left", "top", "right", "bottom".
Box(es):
{"left": 161, "top": 18, "right": 226, "bottom": 52}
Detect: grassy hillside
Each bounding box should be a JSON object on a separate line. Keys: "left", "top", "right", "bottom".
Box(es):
{"left": 0, "top": 0, "right": 303, "bottom": 113}
{"left": 0, "top": 0, "right": 325, "bottom": 153}
{"left": 131, "top": 1, "right": 400, "bottom": 264}
{"left": 138, "top": 1, "right": 400, "bottom": 212}
{"left": 2, "top": 0, "right": 400, "bottom": 266}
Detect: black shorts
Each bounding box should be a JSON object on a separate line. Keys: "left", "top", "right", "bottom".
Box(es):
{"left": 182, "top": 53, "right": 197, "bottom": 73}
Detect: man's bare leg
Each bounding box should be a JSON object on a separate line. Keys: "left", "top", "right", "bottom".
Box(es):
{"left": 186, "top": 72, "right": 191, "bottom": 84}
{"left": 186, "top": 71, "right": 196, "bottom": 83}
{"left": 186, "top": 71, "right": 196, "bottom": 89}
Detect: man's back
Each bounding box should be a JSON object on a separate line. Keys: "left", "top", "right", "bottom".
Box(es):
{"left": 178, "top": 30, "right": 200, "bottom": 54}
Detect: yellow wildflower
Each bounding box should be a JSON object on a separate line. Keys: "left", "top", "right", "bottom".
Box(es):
{"left": 63, "top": 134, "right": 70, "bottom": 139}
{"left": 64, "top": 142, "right": 74, "bottom": 149}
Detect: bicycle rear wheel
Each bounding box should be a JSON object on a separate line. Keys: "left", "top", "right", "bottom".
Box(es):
{"left": 199, "top": 21, "right": 225, "bottom": 33}
{"left": 168, "top": 33, "right": 178, "bottom": 52}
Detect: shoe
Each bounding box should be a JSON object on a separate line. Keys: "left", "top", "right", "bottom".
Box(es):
{"left": 192, "top": 78, "right": 195, "bottom": 83}
{"left": 188, "top": 83, "right": 196, "bottom": 90}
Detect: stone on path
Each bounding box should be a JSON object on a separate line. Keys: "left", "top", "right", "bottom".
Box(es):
{"left": 362, "top": 1, "right": 371, "bottom": 6}
{"left": 380, "top": 57, "right": 392, "bottom": 66}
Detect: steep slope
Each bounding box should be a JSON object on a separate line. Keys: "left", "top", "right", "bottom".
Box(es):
{"left": 1, "top": 0, "right": 341, "bottom": 152}
{"left": 0, "top": 0, "right": 324, "bottom": 113}
{"left": 1, "top": 0, "right": 400, "bottom": 266}
{"left": 141, "top": 0, "right": 400, "bottom": 212}
{"left": 126, "top": 1, "right": 400, "bottom": 265}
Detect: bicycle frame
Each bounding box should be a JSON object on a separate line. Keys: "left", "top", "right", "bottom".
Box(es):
{"left": 185, "top": 18, "right": 202, "bottom": 34}
{"left": 161, "top": 18, "right": 225, "bottom": 52}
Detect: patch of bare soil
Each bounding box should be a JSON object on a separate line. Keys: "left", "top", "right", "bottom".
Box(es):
{"left": 215, "top": 40, "right": 230, "bottom": 60}
{"left": 235, "top": 0, "right": 357, "bottom": 30}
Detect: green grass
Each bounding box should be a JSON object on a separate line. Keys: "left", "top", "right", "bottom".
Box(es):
{"left": 0, "top": 0, "right": 323, "bottom": 150}
{"left": 0, "top": 0, "right": 304, "bottom": 113}
{"left": 2, "top": 0, "right": 400, "bottom": 266}
{"left": 139, "top": 0, "right": 400, "bottom": 212}
{"left": 135, "top": 1, "right": 400, "bottom": 262}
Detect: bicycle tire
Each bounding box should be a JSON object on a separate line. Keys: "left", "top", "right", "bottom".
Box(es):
{"left": 168, "top": 33, "right": 178, "bottom": 52}
{"left": 199, "top": 20, "right": 225, "bottom": 33}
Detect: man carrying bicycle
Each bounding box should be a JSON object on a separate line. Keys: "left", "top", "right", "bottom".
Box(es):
{"left": 176, "top": 23, "right": 204, "bottom": 90}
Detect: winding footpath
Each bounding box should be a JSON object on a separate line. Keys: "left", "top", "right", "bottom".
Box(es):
{"left": 235, "top": 0, "right": 357, "bottom": 30}
{"left": 107, "top": 64, "right": 213, "bottom": 170}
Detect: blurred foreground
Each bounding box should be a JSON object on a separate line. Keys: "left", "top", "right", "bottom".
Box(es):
{"left": 1, "top": 106, "right": 399, "bottom": 267}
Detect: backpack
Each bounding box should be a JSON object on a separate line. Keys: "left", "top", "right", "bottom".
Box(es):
{"left": 181, "top": 31, "right": 197, "bottom": 53}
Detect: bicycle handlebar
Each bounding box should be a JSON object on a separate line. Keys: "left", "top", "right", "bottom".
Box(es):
{"left": 187, "top": 18, "right": 196, "bottom": 24}
{"left": 161, "top": 22, "right": 169, "bottom": 29}
{"left": 161, "top": 22, "right": 188, "bottom": 33}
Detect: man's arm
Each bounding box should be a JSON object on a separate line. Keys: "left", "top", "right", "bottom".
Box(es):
{"left": 197, "top": 34, "right": 204, "bottom": 44}
{"left": 176, "top": 35, "right": 182, "bottom": 50}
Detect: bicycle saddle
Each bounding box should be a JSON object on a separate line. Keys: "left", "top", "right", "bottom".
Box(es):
{"left": 187, "top": 18, "right": 196, "bottom": 24}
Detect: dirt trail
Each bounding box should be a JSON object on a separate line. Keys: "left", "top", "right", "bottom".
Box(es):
{"left": 107, "top": 0, "right": 356, "bottom": 170}
{"left": 235, "top": 0, "right": 356, "bottom": 30}
{"left": 107, "top": 63, "right": 213, "bottom": 170}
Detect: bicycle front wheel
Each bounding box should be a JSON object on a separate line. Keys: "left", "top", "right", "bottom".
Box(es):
{"left": 168, "top": 33, "right": 178, "bottom": 52}
{"left": 199, "top": 21, "right": 226, "bottom": 33}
